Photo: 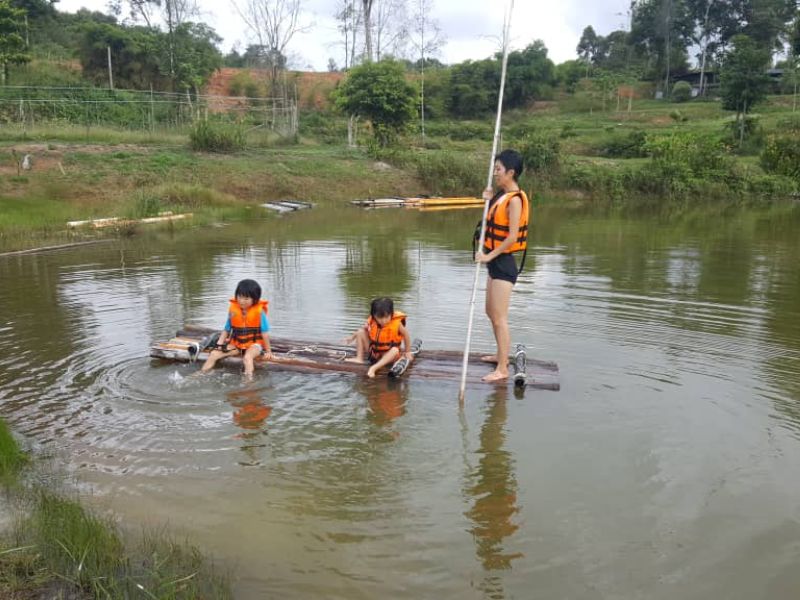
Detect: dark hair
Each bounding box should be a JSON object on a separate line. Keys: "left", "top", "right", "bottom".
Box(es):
{"left": 370, "top": 297, "right": 394, "bottom": 319}
{"left": 234, "top": 279, "right": 262, "bottom": 302}
{"left": 496, "top": 149, "right": 524, "bottom": 182}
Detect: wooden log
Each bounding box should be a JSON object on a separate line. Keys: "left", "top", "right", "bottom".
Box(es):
{"left": 151, "top": 327, "right": 560, "bottom": 390}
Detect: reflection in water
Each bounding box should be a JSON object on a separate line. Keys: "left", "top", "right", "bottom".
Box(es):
{"left": 465, "top": 388, "right": 523, "bottom": 599}
{"left": 365, "top": 379, "right": 408, "bottom": 427}
{"left": 226, "top": 385, "right": 271, "bottom": 466}
{"left": 339, "top": 236, "right": 414, "bottom": 302}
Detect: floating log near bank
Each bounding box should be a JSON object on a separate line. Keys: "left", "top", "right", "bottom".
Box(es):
{"left": 150, "top": 325, "right": 560, "bottom": 391}
{"left": 351, "top": 196, "right": 484, "bottom": 209}
{"left": 67, "top": 212, "right": 192, "bottom": 229}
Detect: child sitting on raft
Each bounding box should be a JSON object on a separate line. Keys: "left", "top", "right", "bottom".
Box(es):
{"left": 345, "top": 297, "right": 414, "bottom": 378}
{"left": 201, "top": 279, "right": 273, "bottom": 378}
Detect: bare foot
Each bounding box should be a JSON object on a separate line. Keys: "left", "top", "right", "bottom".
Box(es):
{"left": 366, "top": 367, "right": 378, "bottom": 378}
{"left": 345, "top": 357, "right": 366, "bottom": 364}
{"left": 481, "top": 370, "right": 508, "bottom": 383}
{"left": 480, "top": 355, "right": 498, "bottom": 363}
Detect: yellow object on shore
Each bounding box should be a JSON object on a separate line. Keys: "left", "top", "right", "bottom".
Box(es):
{"left": 351, "top": 196, "right": 483, "bottom": 208}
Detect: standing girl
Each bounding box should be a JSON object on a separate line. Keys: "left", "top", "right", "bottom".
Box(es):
{"left": 474, "top": 149, "right": 530, "bottom": 383}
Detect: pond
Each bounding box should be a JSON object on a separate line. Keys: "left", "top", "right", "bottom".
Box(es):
{"left": 1, "top": 204, "right": 800, "bottom": 599}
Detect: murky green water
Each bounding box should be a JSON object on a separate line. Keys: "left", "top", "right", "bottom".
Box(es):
{"left": 1, "top": 204, "right": 800, "bottom": 599}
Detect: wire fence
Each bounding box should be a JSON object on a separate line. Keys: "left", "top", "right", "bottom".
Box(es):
{"left": 0, "top": 86, "right": 299, "bottom": 136}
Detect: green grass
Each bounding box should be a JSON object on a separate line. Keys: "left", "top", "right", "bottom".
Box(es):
{"left": 1, "top": 93, "right": 799, "bottom": 252}
{"left": 0, "top": 417, "right": 232, "bottom": 599}
{"left": 0, "top": 124, "right": 188, "bottom": 146}
{"left": 0, "top": 419, "right": 27, "bottom": 485}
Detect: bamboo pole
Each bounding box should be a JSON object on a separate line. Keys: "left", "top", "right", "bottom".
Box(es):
{"left": 458, "top": 0, "right": 515, "bottom": 404}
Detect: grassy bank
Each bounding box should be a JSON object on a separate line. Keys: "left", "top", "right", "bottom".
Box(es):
{"left": 2, "top": 94, "right": 799, "bottom": 252}
{"left": 0, "top": 142, "right": 428, "bottom": 252}
{"left": 308, "top": 94, "right": 800, "bottom": 204}
{"left": 0, "top": 418, "right": 232, "bottom": 599}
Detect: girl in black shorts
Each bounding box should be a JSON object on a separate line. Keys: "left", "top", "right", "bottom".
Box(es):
{"left": 474, "top": 149, "right": 530, "bottom": 382}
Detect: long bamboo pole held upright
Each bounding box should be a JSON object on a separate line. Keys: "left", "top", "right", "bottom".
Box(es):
{"left": 458, "top": 0, "right": 515, "bottom": 404}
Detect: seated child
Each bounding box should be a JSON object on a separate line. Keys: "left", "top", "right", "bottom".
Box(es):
{"left": 201, "top": 279, "right": 272, "bottom": 378}
{"left": 345, "top": 297, "right": 413, "bottom": 378}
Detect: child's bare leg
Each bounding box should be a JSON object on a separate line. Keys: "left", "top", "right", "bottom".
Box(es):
{"left": 201, "top": 349, "right": 225, "bottom": 372}
{"left": 367, "top": 347, "right": 399, "bottom": 378}
{"left": 242, "top": 345, "right": 261, "bottom": 377}
{"left": 345, "top": 329, "right": 370, "bottom": 364}
{"left": 200, "top": 348, "right": 237, "bottom": 373}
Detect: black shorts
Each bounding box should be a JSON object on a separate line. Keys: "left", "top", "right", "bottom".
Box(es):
{"left": 487, "top": 253, "right": 519, "bottom": 284}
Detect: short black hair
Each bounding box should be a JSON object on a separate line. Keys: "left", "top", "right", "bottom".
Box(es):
{"left": 370, "top": 297, "right": 394, "bottom": 319}
{"left": 235, "top": 279, "right": 262, "bottom": 302}
{"left": 496, "top": 149, "right": 524, "bottom": 182}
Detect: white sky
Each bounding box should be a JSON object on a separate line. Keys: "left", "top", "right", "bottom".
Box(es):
{"left": 58, "top": 0, "right": 632, "bottom": 71}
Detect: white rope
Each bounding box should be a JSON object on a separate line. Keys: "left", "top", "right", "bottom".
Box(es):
{"left": 458, "top": 0, "right": 515, "bottom": 404}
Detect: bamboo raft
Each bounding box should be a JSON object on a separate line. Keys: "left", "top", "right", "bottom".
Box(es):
{"left": 351, "top": 196, "right": 484, "bottom": 209}
{"left": 150, "top": 325, "right": 560, "bottom": 391}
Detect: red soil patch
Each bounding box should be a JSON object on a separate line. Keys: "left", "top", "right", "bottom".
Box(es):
{"left": 204, "top": 68, "right": 343, "bottom": 113}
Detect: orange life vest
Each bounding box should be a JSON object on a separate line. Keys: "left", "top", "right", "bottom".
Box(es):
{"left": 228, "top": 299, "right": 269, "bottom": 350}
{"left": 368, "top": 311, "right": 406, "bottom": 357}
{"left": 482, "top": 190, "right": 530, "bottom": 254}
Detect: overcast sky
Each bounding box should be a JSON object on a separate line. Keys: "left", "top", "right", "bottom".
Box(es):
{"left": 58, "top": 0, "right": 632, "bottom": 70}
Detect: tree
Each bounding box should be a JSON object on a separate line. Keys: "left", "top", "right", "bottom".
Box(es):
{"left": 720, "top": 34, "right": 771, "bottom": 145}
{"left": 504, "top": 41, "right": 557, "bottom": 109}
{"left": 410, "top": 0, "right": 443, "bottom": 143}
{"left": 10, "top": 0, "right": 57, "bottom": 46}
{"left": 160, "top": 22, "right": 222, "bottom": 93}
{"left": 447, "top": 58, "right": 497, "bottom": 117}
{"left": 335, "top": 0, "right": 361, "bottom": 69}
{"left": 361, "top": 0, "right": 374, "bottom": 61}
{"left": 374, "top": 0, "right": 408, "bottom": 60}
{"left": 790, "top": 13, "right": 800, "bottom": 111}
{"left": 577, "top": 25, "right": 600, "bottom": 66}
{"left": 232, "top": 0, "right": 307, "bottom": 82}
{"left": 0, "top": 0, "right": 30, "bottom": 84}
{"left": 107, "top": 0, "right": 199, "bottom": 90}
{"left": 334, "top": 59, "right": 416, "bottom": 146}
{"left": 162, "top": 0, "right": 200, "bottom": 87}
{"left": 555, "top": 59, "right": 585, "bottom": 93}
{"left": 78, "top": 22, "right": 164, "bottom": 89}
{"left": 108, "top": 0, "right": 157, "bottom": 27}
{"left": 241, "top": 43, "right": 287, "bottom": 69}
{"left": 629, "top": 0, "right": 693, "bottom": 93}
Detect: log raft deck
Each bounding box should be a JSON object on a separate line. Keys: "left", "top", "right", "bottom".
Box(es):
{"left": 150, "top": 325, "right": 560, "bottom": 391}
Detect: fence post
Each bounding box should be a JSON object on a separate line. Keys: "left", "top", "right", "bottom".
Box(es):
{"left": 107, "top": 46, "right": 114, "bottom": 90}
{"left": 150, "top": 84, "right": 155, "bottom": 132}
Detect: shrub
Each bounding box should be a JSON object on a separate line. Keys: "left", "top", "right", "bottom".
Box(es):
{"left": 412, "top": 151, "right": 485, "bottom": 195}
{"left": 761, "top": 134, "right": 800, "bottom": 180}
{"left": 774, "top": 115, "right": 800, "bottom": 133}
{"left": 669, "top": 109, "right": 688, "bottom": 122}
{"left": 598, "top": 130, "right": 648, "bottom": 158}
{"left": 726, "top": 115, "right": 764, "bottom": 154}
{"left": 449, "top": 121, "right": 493, "bottom": 141}
{"left": 744, "top": 172, "right": 798, "bottom": 198}
{"left": 672, "top": 81, "right": 693, "bottom": 103}
{"left": 228, "top": 72, "right": 263, "bottom": 98}
{"left": 642, "top": 132, "right": 734, "bottom": 194}
{"left": 560, "top": 122, "right": 577, "bottom": 138}
{"left": 189, "top": 120, "right": 246, "bottom": 153}
{"left": 520, "top": 133, "right": 560, "bottom": 174}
